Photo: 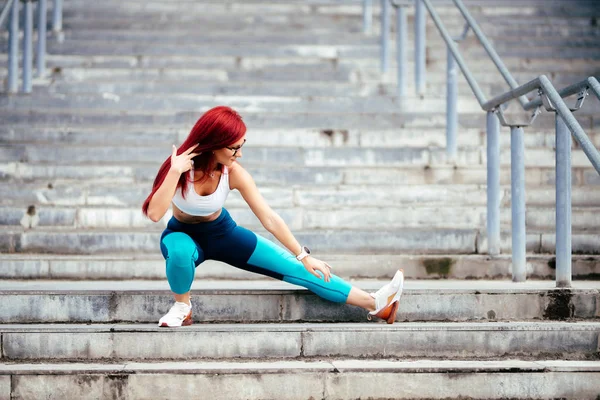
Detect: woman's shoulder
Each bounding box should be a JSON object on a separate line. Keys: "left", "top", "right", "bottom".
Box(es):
{"left": 227, "top": 161, "right": 252, "bottom": 189}
{"left": 227, "top": 161, "right": 245, "bottom": 175}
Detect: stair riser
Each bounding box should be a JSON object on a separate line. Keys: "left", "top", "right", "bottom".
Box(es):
{"left": 2, "top": 162, "right": 597, "bottom": 187}
{"left": 4, "top": 369, "right": 600, "bottom": 400}
{"left": 0, "top": 229, "right": 478, "bottom": 254}
{"left": 2, "top": 290, "right": 598, "bottom": 323}
{"left": 2, "top": 255, "right": 600, "bottom": 280}
{"left": 3, "top": 206, "right": 600, "bottom": 232}
{"left": 3, "top": 329, "right": 598, "bottom": 361}
{"left": 2, "top": 145, "right": 596, "bottom": 169}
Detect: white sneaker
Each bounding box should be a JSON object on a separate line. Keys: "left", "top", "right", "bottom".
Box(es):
{"left": 158, "top": 301, "right": 192, "bottom": 327}
{"left": 368, "top": 269, "right": 404, "bottom": 324}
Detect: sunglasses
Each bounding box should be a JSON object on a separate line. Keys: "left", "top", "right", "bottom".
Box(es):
{"left": 226, "top": 139, "right": 246, "bottom": 157}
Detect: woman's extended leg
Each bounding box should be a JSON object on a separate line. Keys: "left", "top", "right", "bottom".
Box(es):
{"left": 212, "top": 226, "right": 376, "bottom": 309}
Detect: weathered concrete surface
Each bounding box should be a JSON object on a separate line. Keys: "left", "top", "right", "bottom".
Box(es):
{"left": 0, "top": 376, "right": 8, "bottom": 400}
{"left": 3, "top": 360, "right": 600, "bottom": 399}
{"left": 0, "top": 253, "right": 598, "bottom": 280}
{"left": 0, "top": 280, "right": 598, "bottom": 323}
{"left": 1, "top": 322, "right": 599, "bottom": 361}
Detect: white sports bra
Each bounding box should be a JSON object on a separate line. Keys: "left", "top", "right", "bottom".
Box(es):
{"left": 172, "top": 166, "right": 230, "bottom": 216}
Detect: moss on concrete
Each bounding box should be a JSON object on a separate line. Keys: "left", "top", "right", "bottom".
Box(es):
{"left": 423, "top": 258, "right": 455, "bottom": 277}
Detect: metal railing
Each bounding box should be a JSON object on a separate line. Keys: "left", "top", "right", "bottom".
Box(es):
{"left": 2, "top": 0, "right": 63, "bottom": 94}
{"left": 364, "top": 0, "right": 600, "bottom": 287}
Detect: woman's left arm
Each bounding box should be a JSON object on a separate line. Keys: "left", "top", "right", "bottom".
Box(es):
{"left": 230, "top": 163, "right": 332, "bottom": 282}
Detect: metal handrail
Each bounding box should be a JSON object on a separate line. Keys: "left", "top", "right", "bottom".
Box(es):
{"left": 451, "top": 0, "right": 530, "bottom": 107}
{"left": 4, "top": 0, "right": 62, "bottom": 94}
{"left": 373, "top": 0, "right": 600, "bottom": 288}
{"left": 525, "top": 76, "right": 600, "bottom": 110}
{"left": 482, "top": 75, "right": 600, "bottom": 173}
{"left": 0, "top": 0, "right": 16, "bottom": 28}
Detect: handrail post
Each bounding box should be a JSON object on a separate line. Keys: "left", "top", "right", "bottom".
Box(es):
{"left": 52, "top": 0, "right": 62, "bottom": 39}
{"left": 446, "top": 44, "right": 457, "bottom": 159}
{"left": 555, "top": 114, "right": 572, "bottom": 288}
{"left": 396, "top": 3, "right": 407, "bottom": 98}
{"left": 414, "top": 0, "right": 426, "bottom": 95}
{"left": 7, "top": 0, "right": 19, "bottom": 94}
{"left": 486, "top": 111, "right": 500, "bottom": 255}
{"left": 510, "top": 126, "right": 527, "bottom": 282}
{"left": 23, "top": 0, "right": 34, "bottom": 94}
{"left": 363, "top": 0, "right": 373, "bottom": 34}
{"left": 36, "top": 0, "right": 47, "bottom": 78}
{"left": 380, "top": 0, "right": 390, "bottom": 74}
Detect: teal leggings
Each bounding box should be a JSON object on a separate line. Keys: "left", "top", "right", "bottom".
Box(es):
{"left": 160, "top": 208, "right": 352, "bottom": 302}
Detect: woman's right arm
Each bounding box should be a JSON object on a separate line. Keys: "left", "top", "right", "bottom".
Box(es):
{"left": 147, "top": 144, "right": 199, "bottom": 222}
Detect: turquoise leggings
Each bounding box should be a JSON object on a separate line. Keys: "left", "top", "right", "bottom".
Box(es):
{"left": 160, "top": 208, "right": 352, "bottom": 302}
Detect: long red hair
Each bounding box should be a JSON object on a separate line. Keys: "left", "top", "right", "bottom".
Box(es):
{"left": 142, "top": 106, "right": 246, "bottom": 217}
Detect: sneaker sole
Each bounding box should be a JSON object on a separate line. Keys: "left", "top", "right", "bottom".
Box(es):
{"left": 368, "top": 269, "right": 404, "bottom": 323}
{"left": 159, "top": 311, "right": 193, "bottom": 328}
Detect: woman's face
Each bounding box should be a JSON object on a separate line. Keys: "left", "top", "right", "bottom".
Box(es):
{"left": 214, "top": 137, "right": 246, "bottom": 167}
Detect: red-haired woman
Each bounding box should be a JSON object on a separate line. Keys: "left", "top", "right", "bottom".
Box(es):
{"left": 143, "top": 106, "right": 404, "bottom": 327}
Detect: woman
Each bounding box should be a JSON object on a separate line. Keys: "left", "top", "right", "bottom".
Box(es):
{"left": 142, "top": 106, "right": 404, "bottom": 327}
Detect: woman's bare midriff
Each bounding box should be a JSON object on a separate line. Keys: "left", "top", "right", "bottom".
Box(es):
{"left": 172, "top": 203, "right": 221, "bottom": 224}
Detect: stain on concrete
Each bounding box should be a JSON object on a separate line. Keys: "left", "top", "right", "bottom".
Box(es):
{"left": 320, "top": 129, "right": 349, "bottom": 145}
{"left": 487, "top": 310, "right": 497, "bottom": 320}
{"left": 423, "top": 258, "right": 454, "bottom": 277}
{"left": 77, "top": 374, "right": 101, "bottom": 387}
{"left": 548, "top": 257, "right": 556, "bottom": 270}
{"left": 106, "top": 374, "right": 128, "bottom": 400}
{"left": 543, "top": 289, "right": 575, "bottom": 320}
{"left": 20, "top": 206, "right": 39, "bottom": 229}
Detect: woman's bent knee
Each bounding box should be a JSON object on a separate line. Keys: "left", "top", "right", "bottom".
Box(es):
{"left": 161, "top": 232, "right": 203, "bottom": 294}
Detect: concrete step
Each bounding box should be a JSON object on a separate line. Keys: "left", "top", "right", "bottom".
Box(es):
{"left": 2, "top": 54, "right": 597, "bottom": 74}
{"left": 2, "top": 162, "right": 598, "bottom": 188}
{"left": 23, "top": 32, "right": 596, "bottom": 49}
{"left": 3, "top": 359, "right": 600, "bottom": 400}
{"left": 0, "top": 227, "right": 479, "bottom": 254}
{"left": 29, "top": 23, "right": 598, "bottom": 41}
{"left": 4, "top": 226, "right": 598, "bottom": 254}
{"left": 3, "top": 181, "right": 600, "bottom": 208}
{"left": 27, "top": 40, "right": 600, "bottom": 60}
{"left": 1, "top": 280, "right": 600, "bottom": 324}
{"left": 3, "top": 125, "right": 599, "bottom": 150}
{"left": 1, "top": 253, "right": 599, "bottom": 281}
{"left": 2, "top": 321, "right": 600, "bottom": 361}
{"left": 2, "top": 143, "right": 597, "bottom": 169}
{"left": 0, "top": 224, "right": 600, "bottom": 254}
{"left": 0, "top": 109, "right": 588, "bottom": 131}
{"left": 0, "top": 93, "right": 488, "bottom": 114}
{"left": 7, "top": 65, "right": 593, "bottom": 92}
{"left": 35, "top": 79, "right": 588, "bottom": 103}
{"left": 56, "top": 3, "right": 600, "bottom": 21}
{"left": 3, "top": 204, "right": 600, "bottom": 232}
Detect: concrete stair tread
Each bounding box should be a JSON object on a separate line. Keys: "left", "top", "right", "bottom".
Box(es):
{"left": 3, "top": 360, "right": 599, "bottom": 399}
{"left": 3, "top": 54, "right": 598, "bottom": 72}
{"left": 2, "top": 279, "right": 600, "bottom": 292}
{"left": 3, "top": 278, "right": 598, "bottom": 323}
{"left": 2, "top": 147, "right": 596, "bottom": 169}
{"left": 2, "top": 322, "right": 600, "bottom": 362}
{"left": 4, "top": 321, "right": 600, "bottom": 332}
{"left": 2, "top": 252, "right": 599, "bottom": 281}
{"left": 4, "top": 359, "right": 600, "bottom": 374}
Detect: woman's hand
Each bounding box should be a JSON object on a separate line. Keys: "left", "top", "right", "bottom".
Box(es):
{"left": 170, "top": 144, "right": 201, "bottom": 175}
{"left": 302, "top": 256, "right": 333, "bottom": 282}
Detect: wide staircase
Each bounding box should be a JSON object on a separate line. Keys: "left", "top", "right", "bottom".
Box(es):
{"left": 1, "top": 0, "right": 600, "bottom": 398}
